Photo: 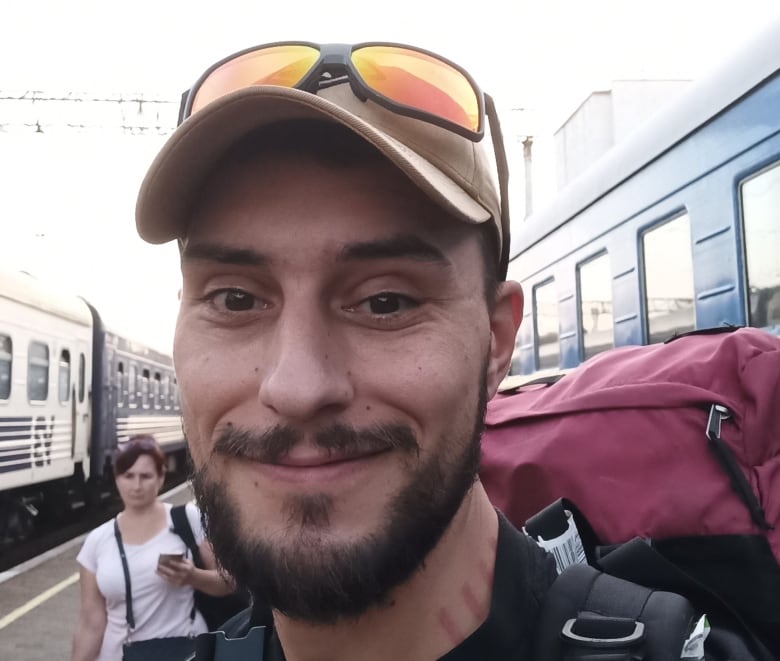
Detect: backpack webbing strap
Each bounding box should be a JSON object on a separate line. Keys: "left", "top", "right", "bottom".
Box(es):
{"left": 533, "top": 563, "right": 699, "bottom": 660}
{"left": 599, "top": 537, "right": 776, "bottom": 661}
{"left": 171, "top": 504, "right": 205, "bottom": 568}
{"left": 170, "top": 504, "right": 201, "bottom": 623}
{"left": 705, "top": 404, "right": 772, "bottom": 530}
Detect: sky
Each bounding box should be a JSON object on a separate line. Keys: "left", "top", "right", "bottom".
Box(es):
{"left": 2, "top": 0, "right": 780, "bottom": 352}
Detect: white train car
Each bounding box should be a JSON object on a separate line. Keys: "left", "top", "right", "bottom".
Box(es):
{"left": 0, "top": 270, "right": 93, "bottom": 493}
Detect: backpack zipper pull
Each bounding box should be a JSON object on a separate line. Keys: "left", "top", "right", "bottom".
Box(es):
{"left": 705, "top": 404, "right": 772, "bottom": 530}
{"left": 705, "top": 404, "right": 731, "bottom": 441}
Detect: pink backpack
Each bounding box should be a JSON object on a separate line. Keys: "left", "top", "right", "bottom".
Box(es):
{"left": 480, "top": 326, "right": 780, "bottom": 652}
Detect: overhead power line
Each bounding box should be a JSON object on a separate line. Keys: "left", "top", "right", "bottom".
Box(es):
{"left": 0, "top": 90, "right": 179, "bottom": 135}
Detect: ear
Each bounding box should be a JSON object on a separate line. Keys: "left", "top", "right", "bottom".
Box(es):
{"left": 485, "top": 281, "right": 524, "bottom": 398}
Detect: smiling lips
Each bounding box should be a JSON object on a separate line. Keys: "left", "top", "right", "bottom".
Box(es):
{"left": 273, "top": 447, "right": 387, "bottom": 467}
{"left": 246, "top": 447, "right": 390, "bottom": 485}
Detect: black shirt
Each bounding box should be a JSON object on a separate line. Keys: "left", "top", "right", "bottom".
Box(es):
{"left": 197, "top": 512, "right": 557, "bottom": 661}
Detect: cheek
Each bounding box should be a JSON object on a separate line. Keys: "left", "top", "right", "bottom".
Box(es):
{"left": 174, "top": 336, "right": 260, "bottom": 458}
{"left": 357, "top": 324, "right": 487, "bottom": 427}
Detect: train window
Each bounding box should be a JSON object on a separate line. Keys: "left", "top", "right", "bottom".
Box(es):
{"left": 78, "top": 353, "right": 86, "bottom": 403}
{"left": 0, "top": 334, "right": 11, "bottom": 400}
{"left": 642, "top": 214, "right": 695, "bottom": 344}
{"left": 740, "top": 162, "right": 780, "bottom": 328}
{"left": 128, "top": 364, "right": 137, "bottom": 407}
{"left": 577, "top": 253, "right": 614, "bottom": 360}
{"left": 141, "top": 368, "right": 150, "bottom": 409}
{"left": 533, "top": 279, "right": 560, "bottom": 369}
{"left": 28, "top": 341, "right": 50, "bottom": 402}
{"left": 153, "top": 372, "right": 162, "bottom": 410}
{"left": 117, "top": 362, "right": 125, "bottom": 406}
{"left": 58, "top": 349, "right": 71, "bottom": 403}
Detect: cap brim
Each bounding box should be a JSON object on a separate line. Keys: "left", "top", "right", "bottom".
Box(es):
{"left": 136, "top": 85, "right": 493, "bottom": 244}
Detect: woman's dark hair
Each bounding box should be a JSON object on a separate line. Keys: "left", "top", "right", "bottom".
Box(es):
{"left": 113, "top": 434, "right": 166, "bottom": 476}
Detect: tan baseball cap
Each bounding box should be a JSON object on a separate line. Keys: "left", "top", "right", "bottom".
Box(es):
{"left": 135, "top": 82, "right": 508, "bottom": 274}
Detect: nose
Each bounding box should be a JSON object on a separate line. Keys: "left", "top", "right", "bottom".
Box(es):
{"left": 259, "top": 309, "right": 354, "bottom": 422}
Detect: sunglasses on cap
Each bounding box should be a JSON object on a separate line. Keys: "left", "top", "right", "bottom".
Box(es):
{"left": 175, "top": 41, "right": 512, "bottom": 277}
{"left": 178, "top": 42, "right": 486, "bottom": 140}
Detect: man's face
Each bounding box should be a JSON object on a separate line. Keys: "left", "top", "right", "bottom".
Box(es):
{"left": 175, "top": 146, "right": 513, "bottom": 621}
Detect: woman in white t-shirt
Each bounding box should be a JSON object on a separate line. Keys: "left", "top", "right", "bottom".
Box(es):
{"left": 71, "top": 435, "right": 234, "bottom": 661}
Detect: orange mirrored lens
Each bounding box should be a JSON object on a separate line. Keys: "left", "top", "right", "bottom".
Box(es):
{"left": 191, "top": 44, "right": 320, "bottom": 114}
{"left": 351, "top": 46, "right": 480, "bottom": 133}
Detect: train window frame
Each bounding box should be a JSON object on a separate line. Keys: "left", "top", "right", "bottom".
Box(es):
{"left": 117, "top": 362, "right": 125, "bottom": 407}
{"left": 141, "top": 368, "right": 151, "bottom": 409}
{"left": 128, "top": 364, "right": 137, "bottom": 408}
{"left": 28, "top": 341, "right": 50, "bottom": 403}
{"left": 738, "top": 160, "right": 780, "bottom": 329}
{"left": 0, "top": 334, "right": 11, "bottom": 401}
{"left": 639, "top": 212, "right": 696, "bottom": 344}
{"left": 153, "top": 372, "right": 162, "bottom": 410}
{"left": 532, "top": 278, "right": 560, "bottom": 370}
{"left": 58, "top": 349, "right": 71, "bottom": 404}
{"left": 78, "top": 352, "right": 86, "bottom": 403}
{"left": 576, "top": 251, "right": 615, "bottom": 361}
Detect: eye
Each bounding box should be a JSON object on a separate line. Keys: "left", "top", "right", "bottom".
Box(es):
{"left": 353, "top": 292, "right": 419, "bottom": 315}
{"left": 207, "top": 288, "right": 266, "bottom": 312}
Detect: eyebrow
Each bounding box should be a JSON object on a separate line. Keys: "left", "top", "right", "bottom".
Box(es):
{"left": 339, "top": 235, "right": 450, "bottom": 265}
{"left": 180, "top": 243, "right": 269, "bottom": 267}
{"left": 181, "top": 235, "right": 451, "bottom": 268}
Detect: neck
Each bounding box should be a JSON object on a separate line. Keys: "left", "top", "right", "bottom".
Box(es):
{"left": 273, "top": 481, "right": 499, "bottom": 661}
{"left": 120, "top": 499, "right": 165, "bottom": 520}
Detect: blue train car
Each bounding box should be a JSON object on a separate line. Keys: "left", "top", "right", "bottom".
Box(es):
{"left": 509, "top": 18, "right": 780, "bottom": 376}
{"left": 86, "top": 302, "right": 185, "bottom": 484}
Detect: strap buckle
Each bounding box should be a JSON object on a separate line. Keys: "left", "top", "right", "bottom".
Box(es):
{"left": 561, "top": 615, "right": 646, "bottom": 660}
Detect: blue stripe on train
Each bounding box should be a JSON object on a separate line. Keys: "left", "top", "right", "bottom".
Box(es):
{"left": 0, "top": 416, "right": 33, "bottom": 473}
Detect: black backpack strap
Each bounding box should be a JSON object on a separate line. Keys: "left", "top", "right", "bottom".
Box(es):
{"left": 171, "top": 504, "right": 203, "bottom": 623}
{"left": 529, "top": 501, "right": 777, "bottom": 660}
{"left": 533, "top": 563, "right": 699, "bottom": 660}
{"left": 598, "top": 537, "right": 776, "bottom": 661}
{"left": 171, "top": 504, "right": 205, "bottom": 568}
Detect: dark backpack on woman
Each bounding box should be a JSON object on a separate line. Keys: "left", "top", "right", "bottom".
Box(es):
{"left": 170, "top": 505, "right": 251, "bottom": 631}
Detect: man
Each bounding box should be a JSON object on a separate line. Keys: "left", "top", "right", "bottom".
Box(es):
{"left": 135, "top": 43, "right": 556, "bottom": 660}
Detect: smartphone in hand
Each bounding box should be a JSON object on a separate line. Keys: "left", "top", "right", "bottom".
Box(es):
{"left": 158, "top": 552, "right": 185, "bottom": 567}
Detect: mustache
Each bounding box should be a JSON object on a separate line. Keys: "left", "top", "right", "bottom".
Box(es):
{"left": 212, "top": 422, "right": 420, "bottom": 463}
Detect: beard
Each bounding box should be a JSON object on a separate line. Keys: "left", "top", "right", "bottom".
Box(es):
{"left": 191, "top": 377, "right": 488, "bottom": 624}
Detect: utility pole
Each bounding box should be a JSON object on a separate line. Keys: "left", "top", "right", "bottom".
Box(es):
{"left": 522, "top": 135, "right": 534, "bottom": 218}
{"left": 509, "top": 106, "right": 538, "bottom": 219}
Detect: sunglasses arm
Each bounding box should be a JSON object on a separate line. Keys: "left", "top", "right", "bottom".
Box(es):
{"left": 485, "top": 94, "right": 511, "bottom": 279}
{"left": 177, "top": 89, "right": 190, "bottom": 125}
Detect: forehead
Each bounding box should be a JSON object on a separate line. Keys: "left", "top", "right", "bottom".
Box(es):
{"left": 183, "top": 148, "right": 479, "bottom": 259}
{"left": 124, "top": 453, "right": 158, "bottom": 472}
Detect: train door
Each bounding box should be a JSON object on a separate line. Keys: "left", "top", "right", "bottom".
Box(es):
{"left": 71, "top": 338, "right": 91, "bottom": 477}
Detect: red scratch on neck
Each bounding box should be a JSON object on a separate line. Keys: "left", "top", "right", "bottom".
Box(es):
{"left": 438, "top": 607, "right": 465, "bottom": 646}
